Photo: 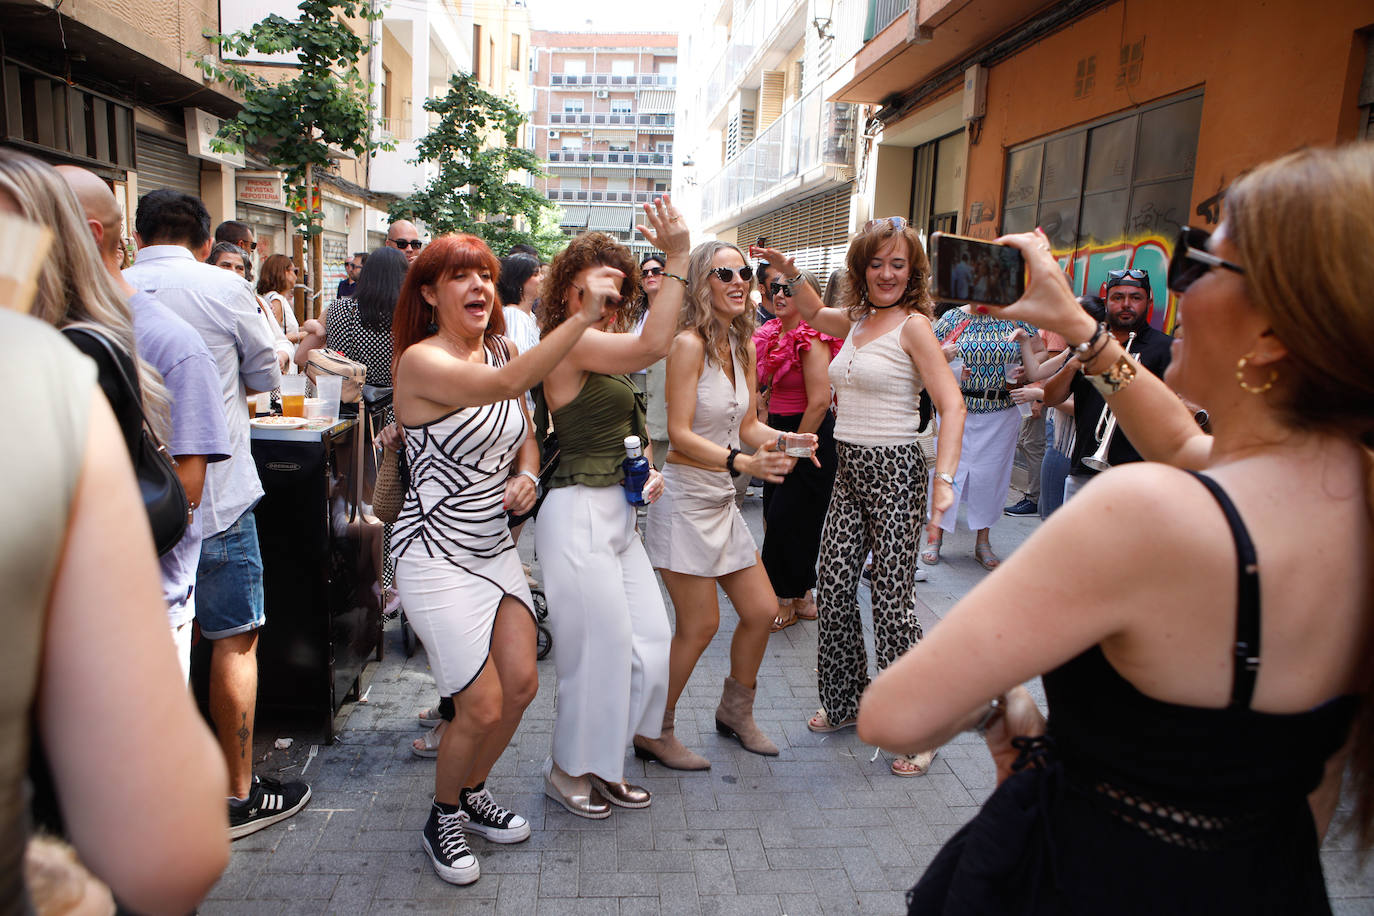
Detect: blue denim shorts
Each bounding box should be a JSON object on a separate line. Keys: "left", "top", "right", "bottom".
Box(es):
{"left": 195, "top": 509, "right": 266, "bottom": 639}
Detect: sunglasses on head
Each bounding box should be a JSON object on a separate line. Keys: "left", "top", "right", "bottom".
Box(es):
{"left": 709, "top": 266, "right": 753, "bottom": 283}
{"left": 390, "top": 238, "right": 424, "bottom": 250}
{"left": 643, "top": 266, "right": 664, "bottom": 277}
{"left": 1168, "top": 226, "right": 1245, "bottom": 294}
{"left": 864, "top": 216, "right": 908, "bottom": 233}
{"left": 769, "top": 281, "right": 788, "bottom": 296}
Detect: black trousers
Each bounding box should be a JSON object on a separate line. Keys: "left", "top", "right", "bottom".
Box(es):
{"left": 760, "top": 410, "right": 838, "bottom": 599}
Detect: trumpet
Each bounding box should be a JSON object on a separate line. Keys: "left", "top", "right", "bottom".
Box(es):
{"left": 1081, "top": 331, "right": 1135, "bottom": 473}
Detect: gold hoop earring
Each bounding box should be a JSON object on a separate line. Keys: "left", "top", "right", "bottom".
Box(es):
{"left": 1235, "top": 354, "right": 1277, "bottom": 395}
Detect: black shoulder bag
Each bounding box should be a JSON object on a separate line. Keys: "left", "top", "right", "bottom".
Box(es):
{"left": 64, "top": 325, "right": 189, "bottom": 556}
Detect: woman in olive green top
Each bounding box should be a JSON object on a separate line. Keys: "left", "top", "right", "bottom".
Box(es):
{"left": 533, "top": 198, "right": 691, "bottom": 818}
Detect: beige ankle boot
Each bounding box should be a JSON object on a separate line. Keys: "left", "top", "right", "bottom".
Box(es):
{"left": 633, "top": 709, "right": 710, "bottom": 770}
{"left": 714, "top": 676, "right": 779, "bottom": 756}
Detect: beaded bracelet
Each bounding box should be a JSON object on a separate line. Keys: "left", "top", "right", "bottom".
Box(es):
{"left": 1085, "top": 351, "right": 1140, "bottom": 396}
{"left": 662, "top": 272, "right": 688, "bottom": 287}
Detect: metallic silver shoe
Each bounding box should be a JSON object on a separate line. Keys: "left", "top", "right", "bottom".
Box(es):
{"left": 542, "top": 758, "right": 611, "bottom": 819}
{"left": 588, "top": 774, "right": 651, "bottom": 809}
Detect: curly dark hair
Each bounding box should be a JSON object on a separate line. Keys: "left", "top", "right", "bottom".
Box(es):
{"left": 842, "top": 222, "right": 933, "bottom": 320}
{"left": 538, "top": 232, "right": 641, "bottom": 336}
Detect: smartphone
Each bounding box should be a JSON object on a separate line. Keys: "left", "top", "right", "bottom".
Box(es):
{"left": 756, "top": 237, "right": 767, "bottom": 249}
{"left": 929, "top": 232, "right": 1026, "bottom": 306}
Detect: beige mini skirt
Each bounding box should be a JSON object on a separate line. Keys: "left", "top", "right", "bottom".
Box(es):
{"left": 645, "top": 462, "right": 758, "bottom": 577}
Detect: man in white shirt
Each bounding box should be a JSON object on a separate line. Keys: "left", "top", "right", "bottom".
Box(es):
{"left": 126, "top": 190, "right": 309, "bottom": 840}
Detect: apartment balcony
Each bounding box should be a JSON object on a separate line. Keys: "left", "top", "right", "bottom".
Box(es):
{"left": 699, "top": 85, "right": 856, "bottom": 231}
{"left": 546, "top": 189, "right": 661, "bottom": 204}
{"left": 546, "top": 150, "right": 673, "bottom": 167}
{"left": 698, "top": 0, "right": 807, "bottom": 123}
{"left": 549, "top": 73, "right": 677, "bottom": 88}
{"left": 547, "top": 112, "right": 676, "bottom": 129}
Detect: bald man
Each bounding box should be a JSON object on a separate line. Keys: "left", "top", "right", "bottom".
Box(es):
{"left": 385, "top": 219, "right": 423, "bottom": 263}
{"left": 56, "top": 165, "right": 232, "bottom": 680}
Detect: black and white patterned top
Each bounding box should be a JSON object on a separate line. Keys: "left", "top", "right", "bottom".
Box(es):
{"left": 326, "top": 296, "right": 394, "bottom": 387}
{"left": 390, "top": 338, "right": 528, "bottom": 562}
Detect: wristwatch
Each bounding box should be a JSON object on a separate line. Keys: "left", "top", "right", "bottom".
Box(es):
{"left": 934, "top": 472, "right": 955, "bottom": 486}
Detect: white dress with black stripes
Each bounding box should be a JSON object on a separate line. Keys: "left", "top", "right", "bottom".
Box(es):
{"left": 391, "top": 339, "right": 534, "bottom": 695}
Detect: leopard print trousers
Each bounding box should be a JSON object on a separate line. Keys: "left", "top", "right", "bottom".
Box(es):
{"left": 815, "top": 440, "right": 927, "bottom": 724}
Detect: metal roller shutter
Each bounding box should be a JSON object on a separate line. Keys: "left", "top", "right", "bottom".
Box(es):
{"left": 737, "top": 183, "right": 853, "bottom": 295}
{"left": 135, "top": 130, "right": 202, "bottom": 199}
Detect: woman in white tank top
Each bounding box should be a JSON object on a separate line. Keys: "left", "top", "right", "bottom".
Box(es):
{"left": 753, "top": 221, "right": 966, "bottom": 777}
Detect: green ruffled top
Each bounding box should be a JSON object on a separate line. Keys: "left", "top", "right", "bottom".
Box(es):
{"left": 539, "top": 372, "right": 648, "bottom": 489}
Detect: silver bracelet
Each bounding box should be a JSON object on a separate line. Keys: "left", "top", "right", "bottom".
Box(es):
{"left": 517, "top": 470, "right": 540, "bottom": 488}
{"left": 972, "top": 696, "right": 1005, "bottom": 734}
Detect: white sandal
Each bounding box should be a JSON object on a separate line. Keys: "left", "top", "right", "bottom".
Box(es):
{"left": 890, "top": 749, "right": 937, "bottom": 777}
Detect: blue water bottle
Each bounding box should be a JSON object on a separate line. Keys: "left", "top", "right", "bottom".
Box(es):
{"left": 622, "top": 435, "right": 650, "bottom": 506}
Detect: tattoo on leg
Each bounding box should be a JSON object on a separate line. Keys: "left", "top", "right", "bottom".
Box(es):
{"left": 238, "top": 714, "right": 249, "bottom": 759}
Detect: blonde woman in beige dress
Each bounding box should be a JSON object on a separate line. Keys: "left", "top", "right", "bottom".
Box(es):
{"left": 637, "top": 240, "right": 816, "bottom": 769}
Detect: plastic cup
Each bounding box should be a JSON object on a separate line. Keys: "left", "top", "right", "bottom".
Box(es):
{"left": 315, "top": 375, "right": 342, "bottom": 422}
{"left": 782, "top": 432, "right": 814, "bottom": 458}
{"left": 1017, "top": 400, "right": 1033, "bottom": 418}
{"left": 949, "top": 358, "right": 965, "bottom": 384}
{"left": 1004, "top": 363, "right": 1021, "bottom": 384}
{"left": 280, "top": 374, "right": 307, "bottom": 417}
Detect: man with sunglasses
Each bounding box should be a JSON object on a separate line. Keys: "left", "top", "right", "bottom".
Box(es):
{"left": 755, "top": 260, "right": 777, "bottom": 326}
{"left": 213, "top": 221, "right": 257, "bottom": 281}
{"left": 386, "top": 220, "right": 425, "bottom": 263}
{"left": 337, "top": 252, "right": 366, "bottom": 299}
{"left": 1041, "top": 267, "right": 1173, "bottom": 504}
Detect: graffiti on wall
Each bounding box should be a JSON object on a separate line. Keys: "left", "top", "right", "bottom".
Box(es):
{"left": 1053, "top": 234, "right": 1177, "bottom": 334}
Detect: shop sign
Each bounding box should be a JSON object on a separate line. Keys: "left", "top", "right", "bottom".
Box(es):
{"left": 237, "top": 174, "right": 287, "bottom": 208}
{"left": 184, "top": 108, "right": 246, "bottom": 168}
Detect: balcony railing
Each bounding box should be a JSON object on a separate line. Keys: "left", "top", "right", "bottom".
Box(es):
{"left": 699, "top": 85, "right": 856, "bottom": 225}
{"left": 548, "top": 112, "right": 675, "bottom": 128}
{"left": 546, "top": 150, "right": 673, "bottom": 167}
{"left": 864, "top": 0, "right": 910, "bottom": 41}
{"left": 699, "top": 0, "right": 806, "bottom": 119}
{"left": 546, "top": 189, "right": 661, "bottom": 204}
{"left": 549, "top": 73, "right": 677, "bottom": 88}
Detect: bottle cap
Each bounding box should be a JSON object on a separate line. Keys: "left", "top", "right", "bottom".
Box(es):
{"left": 624, "top": 435, "right": 641, "bottom": 449}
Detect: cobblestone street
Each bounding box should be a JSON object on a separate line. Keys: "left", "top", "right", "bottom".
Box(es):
{"left": 204, "top": 494, "right": 1374, "bottom": 914}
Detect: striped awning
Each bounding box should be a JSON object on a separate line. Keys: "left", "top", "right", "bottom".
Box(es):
{"left": 592, "top": 167, "right": 636, "bottom": 179}
{"left": 638, "top": 90, "right": 676, "bottom": 113}
{"left": 558, "top": 206, "right": 590, "bottom": 227}
{"left": 591, "top": 129, "right": 637, "bottom": 142}
{"left": 587, "top": 206, "right": 634, "bottom": 231}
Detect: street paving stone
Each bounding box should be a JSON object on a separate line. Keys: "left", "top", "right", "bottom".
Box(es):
{"left": 204, "top": 492, "right": 1374, "bottom": 913}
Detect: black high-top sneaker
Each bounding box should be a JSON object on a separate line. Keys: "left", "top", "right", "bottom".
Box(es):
{"left": 421, "top": 799, "right": 480, "bottom": 885}
{"left": 459, "top": 782, "right": 531, "bottom": 843}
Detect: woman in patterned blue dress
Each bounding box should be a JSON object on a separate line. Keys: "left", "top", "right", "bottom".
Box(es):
{"left": 390, "top": 234, "right": 615, "bottom": 886}
{"left": 924, "top": 306, "right": 1036, "bottom": 569}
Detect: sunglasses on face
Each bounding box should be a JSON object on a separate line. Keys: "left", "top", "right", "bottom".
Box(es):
{"left": 864, "top": 216, "right": 908, "bottom": 233}
{"left": 1168, "top": 227, "right": 1245, "bottom": 294}
{"left": 709, "top": 266, "right": 753, "bottom": 283}
{"left": 390, "top": 238, "right": 424, "bottom": 250}
{"left": 643, "top": 266, "right": 664, "bottom": 277}
{"left": 769, "top": 281, "right": 788, "bottom": 296}
{"left": 239, "top": 240, "right": 258, "bottom": 251}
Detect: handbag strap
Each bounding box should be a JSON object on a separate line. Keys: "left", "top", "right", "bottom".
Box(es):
{"left": 62, "top": 323, "right": 172, "bottom": 454}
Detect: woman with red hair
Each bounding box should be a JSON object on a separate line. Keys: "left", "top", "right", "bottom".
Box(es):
{"left": 389, "top": 233, "right": 615, "bottom": 886}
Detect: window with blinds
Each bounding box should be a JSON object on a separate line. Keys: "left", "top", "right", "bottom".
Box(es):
{"left": 737, "top": 183, "right": 854, "bottom": 294}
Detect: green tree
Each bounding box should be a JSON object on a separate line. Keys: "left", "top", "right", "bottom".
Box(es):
{"left": 195, "top": 0, "right": 387, "bottom": 314}
{"left": 390, "top": 72, "right": 566, "bottom": 260}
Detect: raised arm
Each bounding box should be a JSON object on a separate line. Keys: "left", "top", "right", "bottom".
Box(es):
{"left": 996, "top": 231, "right": 1211, "bottom": 469}
{"left": 567, "top": 196, "right": 692, "bottom": 374}
{"left": 40, "top": 396, "right": 229, "bottom": 914}
{"left": 398, "top": 267, "right": 613, "bottom": 414}
{"left": 749, "top": 245, "right": 852, "bottom": 339}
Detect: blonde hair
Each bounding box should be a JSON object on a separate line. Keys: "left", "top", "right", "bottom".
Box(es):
{"left": 682, "top": 240, "right": 754, "bottom": 369}
{"left": 1223, "top": 144, "right": 1374, "bottom": 847}
{"left": 841, "top": 221, "right": 933, "bottom": 320}
{"left": 0, "top": 149, "right": 171, "bottom": 442}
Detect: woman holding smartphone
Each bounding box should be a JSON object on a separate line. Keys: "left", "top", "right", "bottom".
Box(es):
{"left": 534, "top": 197, "right": 688, "bottom": 817}
{"left": 753, "top": 220, "right": 964, "bottom": 777}
{"left": 635, "top": 241, "right": 811, "bottom": 769}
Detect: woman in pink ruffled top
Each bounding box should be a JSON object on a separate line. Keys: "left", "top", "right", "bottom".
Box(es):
{"left": 754, "top": 268, "right": 843, "bottom": 631}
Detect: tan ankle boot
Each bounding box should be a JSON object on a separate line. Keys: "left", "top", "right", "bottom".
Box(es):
{"left": 633, "top": 709, "right": 710, "bottom": 770}
{"left": 714, "top": 676, "right": 779, "bottom": 756}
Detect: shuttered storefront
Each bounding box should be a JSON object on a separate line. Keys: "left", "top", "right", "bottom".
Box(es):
{"left": 737, "top": 183, "right": 853, "bottom": 297}
{"left": 135, "top": 129, "right": 202, "bottom": 199}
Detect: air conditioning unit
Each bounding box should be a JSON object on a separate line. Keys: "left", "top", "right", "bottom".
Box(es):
{"left": 548, "top": 130, "right": 559, "bottom": 138}
{"left": 595, "top": 89, "right": 609, "bottom": 98}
